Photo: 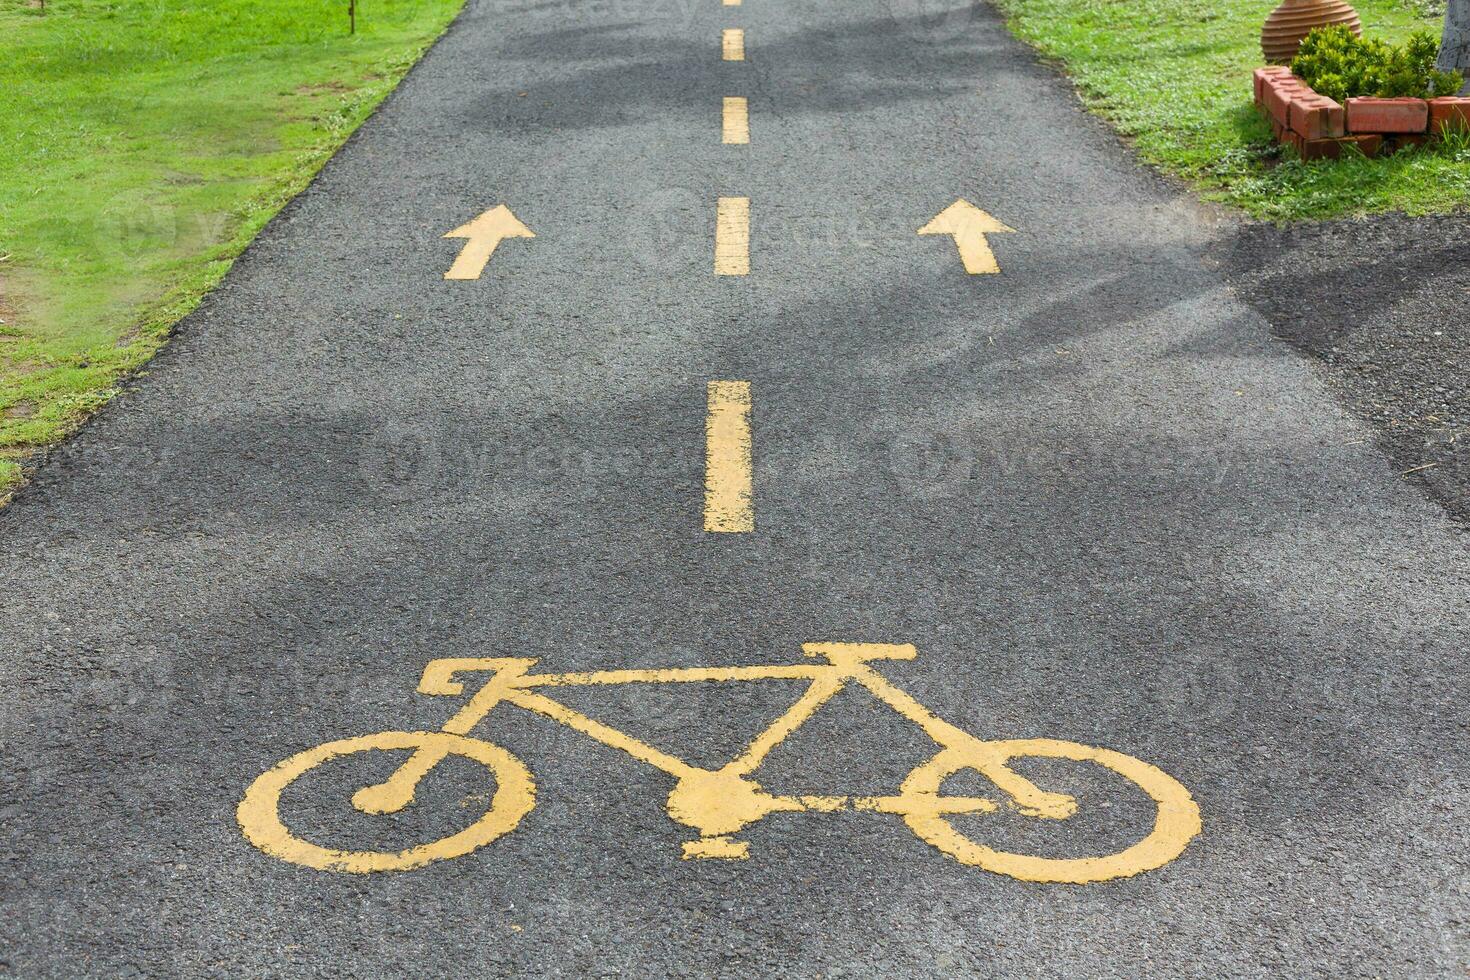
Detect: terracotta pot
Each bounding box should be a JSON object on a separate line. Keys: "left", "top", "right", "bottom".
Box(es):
{"left": 1262, "top": 0, "right": 1362, "bottom": 64}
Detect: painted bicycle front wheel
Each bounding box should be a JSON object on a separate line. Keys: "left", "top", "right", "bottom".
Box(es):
{"left": 900, "top": 738, "right": 1201, "bottom": 884}
{"left": 238, "top": 730, "right": 535, "bottom": 873}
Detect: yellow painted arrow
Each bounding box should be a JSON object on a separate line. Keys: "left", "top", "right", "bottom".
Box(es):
{"left": 917, "top": 199, "right": 1015, "bottom": 275}
{"left": 442, "top": 205, "right": 535, "bottom": 280}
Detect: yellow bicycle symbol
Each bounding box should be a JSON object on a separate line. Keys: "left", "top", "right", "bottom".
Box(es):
{"left": 238, "top": 643, "right": 1201, "bottom": 883}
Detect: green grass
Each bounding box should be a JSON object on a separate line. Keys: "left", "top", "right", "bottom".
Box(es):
{"left": 991, "top": 0, "right": 1470, "bottom": 219}
{"left": 0, "top": 0, "right": 464, "bottom": 502}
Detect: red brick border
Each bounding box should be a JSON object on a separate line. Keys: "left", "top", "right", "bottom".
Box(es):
{"left": 1429, "top": 97, "right": 1470, "bottom": 134}
{"left": 1253, "top": 69, "right": 1460, "bottom": 159}
{"left": 1345, "top": 97, "right": 1427, "bottom": 133}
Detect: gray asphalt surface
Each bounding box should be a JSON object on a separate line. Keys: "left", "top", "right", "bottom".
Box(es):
{"left": 3, "top": 0, "right": 1469, "bottom": 975}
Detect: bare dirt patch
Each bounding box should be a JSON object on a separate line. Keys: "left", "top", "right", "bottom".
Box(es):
{"left": 294, "top": 80, "right": 354, "bottom": 96}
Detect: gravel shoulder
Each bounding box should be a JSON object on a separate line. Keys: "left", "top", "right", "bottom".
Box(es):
{"left": 1222, "top": 212, "right": 1470, "bottom": 526}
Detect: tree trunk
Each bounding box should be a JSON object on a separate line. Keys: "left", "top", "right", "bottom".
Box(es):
{"left": 1442, "top": 0, "right": 1470, "bottom": 79}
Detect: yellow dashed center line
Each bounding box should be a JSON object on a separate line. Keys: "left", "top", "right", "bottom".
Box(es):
{"left": 722, "top": 28, "right": 745, "bottom": 61}
{"left": 722, "top": 97, "right": 750, "bottom": 144}
{"left": 704, "top": 381, "right": 754, "bottom": 532}
{"left": 714, "top": 196, "right": 750, "bottom": 275}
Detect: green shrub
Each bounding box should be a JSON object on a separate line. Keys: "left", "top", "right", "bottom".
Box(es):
{"left": 1291, "top": 25, "right": 1463, "bottom": 101}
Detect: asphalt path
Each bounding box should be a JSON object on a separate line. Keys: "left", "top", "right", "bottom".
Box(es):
{"left": 2, "top": 0, "right": 1469, "bottom": 975}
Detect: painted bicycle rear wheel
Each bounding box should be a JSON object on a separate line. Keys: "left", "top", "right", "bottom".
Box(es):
{"left": 238, "top": 730, "right": 535, "bottom": 873}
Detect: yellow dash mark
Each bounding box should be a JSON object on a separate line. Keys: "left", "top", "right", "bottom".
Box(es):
{"left": 724, "top": 0, "right": 740, "bottom": 7}
{"left": 722, "top": 28, "right": 745, "bottom": 60}
{"left": 714, "top": 196, "right": 750, "bottom": 275}
{"left": 722, "top": 97, "right": 749, "bottom": 145}
{"left": 704, "top": 381, "right": 753, "bottom": 532}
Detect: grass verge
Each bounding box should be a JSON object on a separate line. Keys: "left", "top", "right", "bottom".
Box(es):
{"left": 0, "top": 0, "right": 465, "bottom": 504}
{"left": 989, "top": 0, "right": 1470, "bottom": 220}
